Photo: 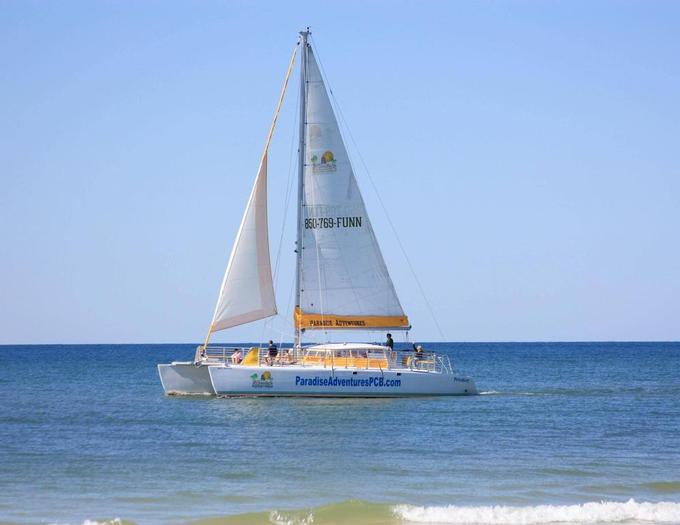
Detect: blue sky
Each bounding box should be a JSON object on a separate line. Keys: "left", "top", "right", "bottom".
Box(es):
{"left": 1, "top": 1, "right": 679, "bottom": 344}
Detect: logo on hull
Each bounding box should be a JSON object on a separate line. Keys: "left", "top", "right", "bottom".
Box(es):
{"left": 251, "top": 371, "right": 273, "bottom": 388}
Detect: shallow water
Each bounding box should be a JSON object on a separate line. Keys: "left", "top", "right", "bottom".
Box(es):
{"left": 1, "top": 342, "right": 679, "bottom": 524}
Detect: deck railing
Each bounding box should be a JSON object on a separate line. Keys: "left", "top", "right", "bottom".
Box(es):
{"left": 197, "top": 346, "right": 454, "bottom": 374}
{"left": 387, "top": 350, "right": 453, "bottom": 373}
{"left": 198, "top": 346, "right": 247, "bottom": 364}
{"left": 198, "top": 346, "right": 295, "bottom": 366}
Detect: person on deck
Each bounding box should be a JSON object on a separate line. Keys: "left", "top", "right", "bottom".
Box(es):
{"left": 266, "top": 340, "right": 278, "bottom": 365}
{"left": 231, "top": 348, "right": 243, "bottom": 365}
{"left": 385, "top": 333, "right": 394, "bottom": 351}
{"left": 415, "top": 345, "right": 424, "bottom": 360}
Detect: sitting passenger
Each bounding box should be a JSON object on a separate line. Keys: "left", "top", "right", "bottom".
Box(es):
{"left": 231, "top": 348, "right": 243, "bottom": 365}
{"left": 280, "top": 348, "right": 291, "bottom": 364}
{"left": 415, "top": 345, "right": 424, "bottom": 359}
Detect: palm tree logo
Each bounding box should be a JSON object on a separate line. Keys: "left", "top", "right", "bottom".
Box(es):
{"left": 310, "top": 151, "right": 336, "bottom": 173}
{"left": 251, "top": 371, "right": 273, "bottom": 387}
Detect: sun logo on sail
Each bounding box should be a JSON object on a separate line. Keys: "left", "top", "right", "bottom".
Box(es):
{"left": 251, "top": 371, "right": 274, "bottom": 388}
{"left": 310, "top": 150, "right": 337, "bottom": 173}
{"left": 321, "top": 151, "right": 334, "bottom": 164}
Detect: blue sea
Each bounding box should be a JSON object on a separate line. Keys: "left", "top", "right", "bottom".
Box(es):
{"left": 1, "top": 342, "right": 679, "bottom": 525}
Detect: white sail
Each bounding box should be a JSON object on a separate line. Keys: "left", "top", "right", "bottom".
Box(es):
{"left": 296, "top": 47, "right": 409, "bottom": 331}
{"left": 210, "top": 154, "right": 277, "bottom": 332}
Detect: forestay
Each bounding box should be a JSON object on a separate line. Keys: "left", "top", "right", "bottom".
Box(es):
{"left": 210, "top": 154, "right": 277, "bottom": 331}
{"left": 296, "top": 47, "right": 409, "bottom": 331}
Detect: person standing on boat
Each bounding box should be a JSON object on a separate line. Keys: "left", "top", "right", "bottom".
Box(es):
{"left": 267, "top": 340, "right": 278, "bottom": 365}
{"left": 385, "top": 333, "right": 394, "bottom": 350}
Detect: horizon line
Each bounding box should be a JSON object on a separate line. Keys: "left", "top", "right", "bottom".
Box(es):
{"left": 1, "top": 340, "right": 679, "bottom": 347}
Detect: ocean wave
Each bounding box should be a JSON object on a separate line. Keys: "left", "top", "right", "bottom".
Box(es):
{"left": 36, "top": 500, "right": 680, "bottom": 525}
{"left": 643, "top": 482, "right": 680, "bottom": 494}
{"left": 394, "top": 499, "right": 680, "bottom": 524}
{"left": 48, "top": 520, "right": 128, "bottom": 525}
{"left": 186, "top": 500, "right": 392, "bottom": 525}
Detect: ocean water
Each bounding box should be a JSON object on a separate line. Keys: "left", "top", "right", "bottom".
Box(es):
{"left": 1, "top": 342, "right": 679, "bottom": 525}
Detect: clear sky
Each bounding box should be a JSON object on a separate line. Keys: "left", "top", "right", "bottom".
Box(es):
{"left": 1, "top": 1, "right": 679, "bottom": 344}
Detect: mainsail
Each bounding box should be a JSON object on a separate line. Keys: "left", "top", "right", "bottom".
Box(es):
{"left": 295, "top": 46, "right": 409, "bottom": 331}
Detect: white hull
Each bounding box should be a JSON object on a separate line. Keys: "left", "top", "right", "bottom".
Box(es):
{"left": 208, "top": 365, "right": 477, "bottom": 397}
{"left": 158, "top": 362, "right": 215, "bottom": 395}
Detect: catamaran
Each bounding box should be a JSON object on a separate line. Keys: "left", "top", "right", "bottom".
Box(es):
{"left": 158, "top": 30, "right": 477, "bottom": 397}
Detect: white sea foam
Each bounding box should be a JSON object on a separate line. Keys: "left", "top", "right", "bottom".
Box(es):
{"left": 50, "top": 518, "right": 123, "bottom": 525}
{"left": 393, "top": 499, "right": 680, "bottom": 524}
{"left": 269, "top": 510, "right": 314, "bottom": 525}
{"left": 479, "top": 391, "right": 544, "bottom": 396}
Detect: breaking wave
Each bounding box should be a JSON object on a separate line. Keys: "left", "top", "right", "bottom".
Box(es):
{"left": 394, "top": 499, "right": 680, "bottom": 524}
{"left": 47, "top": 520, "right": 128, "bottom": 525}
{"left": 30, "top": 500, "right": 680, "bottom": 525}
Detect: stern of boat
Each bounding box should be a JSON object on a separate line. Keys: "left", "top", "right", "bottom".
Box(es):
{"left": 451, "top": 374, "right": 478, "bottom": 395}
{"left": 158, "top": 362, "right": 215, "bottom": 395}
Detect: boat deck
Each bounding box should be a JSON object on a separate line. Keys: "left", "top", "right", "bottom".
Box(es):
{"left": 198, "top": 343, "right": 454, "bottom": 374}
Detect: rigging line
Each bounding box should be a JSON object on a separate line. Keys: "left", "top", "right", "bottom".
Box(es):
{"left": 273, "top": 318, "right": 290, "bottom": 348}
{"left": 274, "top": 230, "right": 299, "bottom": 347}
{"left": 272, "top": 78, "right": 300, "bottom": 288}
{"left": 262, "top": 43, "right": 299, "bottom": 163}
{"left": 284, "top": 100, "right": 300, "bottom": 328}
{"left": 283, "top": 268, "right": 296, "bottom": 336}
{"left": 256, "top": 42, "right": 299, "bottom": 346}
{"left": 267, "top": 41, "right": 299, "bottom": 289}
{"left": 310, "top": 36, "right": 447, "bottom": 341}
{"left": 268, "top": 81, "right": 300, "bottom": 348}
{"left": 338, "top": 109, "right": 447, "bottom": 341}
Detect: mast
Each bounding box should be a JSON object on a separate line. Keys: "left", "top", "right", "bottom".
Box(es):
{"left": 295, "top": 29, "right": 310, "bottom": 348}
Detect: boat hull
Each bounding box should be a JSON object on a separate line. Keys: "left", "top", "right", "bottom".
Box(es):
{"left": 208, "top": 365, "right": 477, "bottom": 397}
{"left": 158, "top": 362, "right": 215, "bottom": 395}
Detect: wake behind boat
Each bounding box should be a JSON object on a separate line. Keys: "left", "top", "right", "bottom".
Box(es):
{"left": 158, "top": 30, "right": 477, "bottom": 397}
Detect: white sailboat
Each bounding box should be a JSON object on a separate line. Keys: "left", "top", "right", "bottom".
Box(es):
{"left": 158, "top": 31, "right": 477, "bottom": 397}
